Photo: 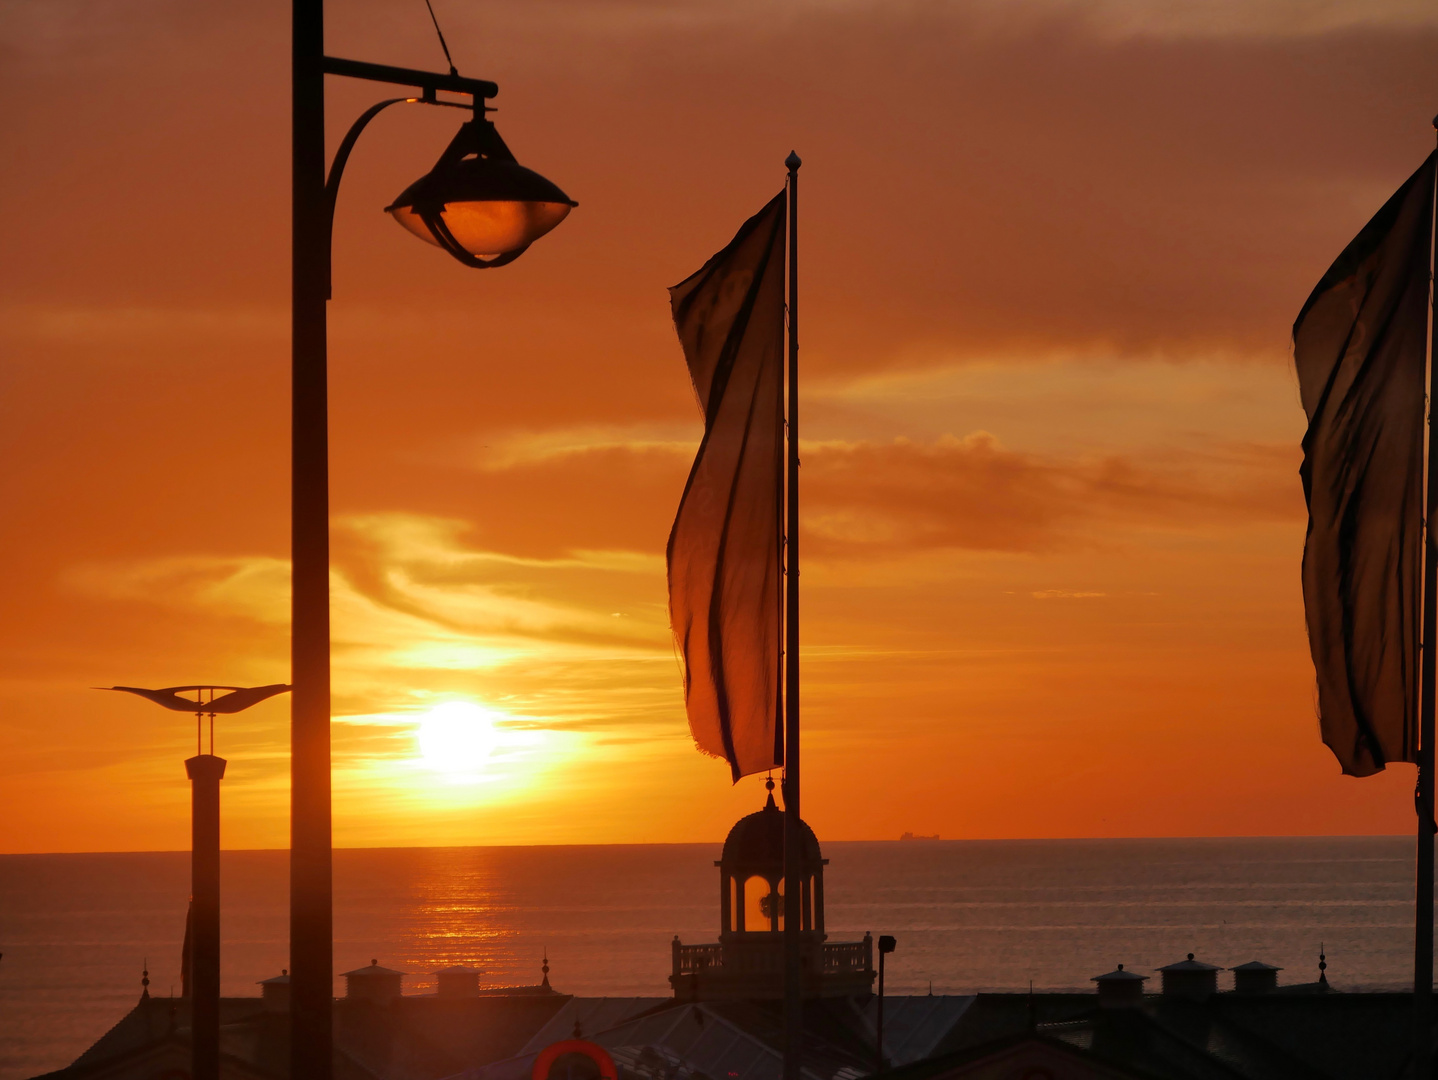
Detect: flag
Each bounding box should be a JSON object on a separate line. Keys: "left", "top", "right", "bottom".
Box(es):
{"left": 667, "top": 192, "right": 787, "bottom": 781}
{"left": 1296, "top": 151, "right": 1436, "bottom": 777}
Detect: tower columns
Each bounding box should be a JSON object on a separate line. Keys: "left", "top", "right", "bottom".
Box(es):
{"left": 186, "top": 753, "right": 227, "bottom": 1080}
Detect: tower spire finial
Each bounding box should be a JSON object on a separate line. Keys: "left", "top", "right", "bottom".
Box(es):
{"left": 764, "top": 774, "right": 776, "bottom": 810}
{"left": 141, "top": 959, "right": 151, "bottom": 1000}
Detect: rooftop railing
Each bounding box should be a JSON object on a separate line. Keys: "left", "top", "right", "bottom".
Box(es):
{"left": 672, "top": 937, "right": 872, "bottom": 977}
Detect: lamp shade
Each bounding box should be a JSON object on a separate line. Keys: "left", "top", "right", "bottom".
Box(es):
{"left": 386, "top": 120, "right": 576, "bottom": 268}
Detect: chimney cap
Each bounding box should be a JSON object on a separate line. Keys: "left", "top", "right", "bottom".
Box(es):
{"left": 1092, "top": 964, "right": 1148, "bottom": 984}
{"left": 340, "top": 960, "right": 406, "bottom": 977}
{"left": 1229, "top": 961, "right": 1282, "bottom": 973}
{"left": 1159, "top": 954, "right": 1221, "bottom": 973}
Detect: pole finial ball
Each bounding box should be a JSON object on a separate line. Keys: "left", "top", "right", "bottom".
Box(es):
{"left": 785, "top": 151, "right": 802, "bottom": 170}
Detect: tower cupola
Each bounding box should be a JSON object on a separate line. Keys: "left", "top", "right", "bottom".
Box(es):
{"left": 671, "top": 781, "right": 872, "bottom": 1001}
{"left": 717, "top": 780, "right": 826, "bottom": 936}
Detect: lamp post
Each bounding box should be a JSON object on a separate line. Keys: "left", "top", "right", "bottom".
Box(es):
{"left": 291, "top": 5, "right": 575, "bottom": 1079}
{"left": 876, "top": 934, "right": 897, "bottom": 1074}
{"left": 105, "top": 683, "right": 291, "bottom": 1080}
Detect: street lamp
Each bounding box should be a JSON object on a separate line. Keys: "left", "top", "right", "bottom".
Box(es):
{"left": 386, "top": 115, "right": 576, "bottom": 267}
{"left": 290, "top": 11, "right": 576, "bottom": 1080}
{"left": 876, "top": 934, "right": 897, "bottom": 1074}
{"left": 104, "top": 684, "right": 291, "bottom": 1080}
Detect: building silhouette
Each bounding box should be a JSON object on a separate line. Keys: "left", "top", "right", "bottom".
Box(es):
{"left": 28, "top": 799, "right": 1426, "bottom": 1080}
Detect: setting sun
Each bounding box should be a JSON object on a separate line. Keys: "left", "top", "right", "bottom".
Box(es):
{"left": 415, "top": 701, "right": 501, "bottom": 774}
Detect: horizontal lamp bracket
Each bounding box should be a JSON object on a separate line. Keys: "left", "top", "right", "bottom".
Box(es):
{"left": 321, "top": 55, "right": 498, "bottom": 101}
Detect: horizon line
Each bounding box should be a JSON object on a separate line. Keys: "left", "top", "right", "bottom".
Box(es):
{"left": 0, "top": 833, "right": 1415, "bottom": 858}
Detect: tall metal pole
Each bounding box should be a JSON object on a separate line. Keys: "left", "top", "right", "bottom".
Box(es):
{"left": 782, "top": 149, "right": 802, "bottom": 1080}
{"left": 186, "top": 753, "right": 226, "bottom": 1080}
{"left": 875, "top": 935, "right": 896, "bottom": 1074}
{"left": 875, "top": 948, "right": 886, "bottom": 1076}
{"left": 292, "top": 0, "right": 333, "bottom": 1077}
{"left": 1417, "top": 116, "right": 1438, "bottom": 1080}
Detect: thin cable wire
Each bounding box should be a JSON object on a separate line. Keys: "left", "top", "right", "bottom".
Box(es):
{"left": 423, "top": 0, "right": 459, "bottom": 76}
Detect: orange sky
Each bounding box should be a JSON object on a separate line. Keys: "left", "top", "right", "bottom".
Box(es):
{"left": 3, "top": 0, "right": 1438, "bottom": 853}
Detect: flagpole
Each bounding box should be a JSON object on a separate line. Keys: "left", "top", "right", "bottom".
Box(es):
{"left": 782, "top": 149, "right": 803, "bottom": 1080}
{"left": 1417, "top": 115, "right": 1438, "bottom": 1080}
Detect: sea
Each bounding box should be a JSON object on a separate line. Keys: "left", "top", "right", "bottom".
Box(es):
{"left": 0, "top": 837, "right": 1425, "bottom": 1080}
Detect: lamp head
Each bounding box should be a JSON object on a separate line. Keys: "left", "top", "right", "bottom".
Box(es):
{"left": 878, "top": 935, "right": 897, "bottom": 955}
{"left": 386, "top": 116, "right": 576, "bottom": 268}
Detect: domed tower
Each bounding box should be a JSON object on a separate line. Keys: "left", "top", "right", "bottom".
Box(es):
{"left": 670, "top": 782, "right": 875, "bottom": 1000}
{"left": 717, "top": 782, "right": 825, "bottom": 938}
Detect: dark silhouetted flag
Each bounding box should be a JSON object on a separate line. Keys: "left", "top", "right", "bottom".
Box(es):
{"left": 667, "top": 192, "right": 787, "bottom": 781}
{"left": 1296, "top": 152, "right": 1436, "bottom": 776}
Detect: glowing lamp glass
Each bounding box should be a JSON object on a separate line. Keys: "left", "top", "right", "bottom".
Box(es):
{"left": 390, "top": 199, "right": 572, "bottom": 260}
{"left": 386, "top": 151, "right": 577, "bottom": 265}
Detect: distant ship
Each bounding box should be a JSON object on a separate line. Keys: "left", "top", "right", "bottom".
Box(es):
{"left": 899, "top": 831, "right": 940, "bottom": 841}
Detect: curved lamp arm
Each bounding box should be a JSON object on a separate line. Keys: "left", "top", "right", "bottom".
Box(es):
{"left": 323, "top": 96, "right": 468, "bottom": 298}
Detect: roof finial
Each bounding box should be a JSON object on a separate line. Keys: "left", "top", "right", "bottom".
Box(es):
{"left": 141, "top": 959, "right": 150, "bottom": 1000}
{"left": 764, "top": 774, "right": 776, "bottom": 810}
{"left": 541, "top": 947, "right": 551, "bottom": 990}
{"left": 1318, "top": 943, "right": 1328, "bottom": 988}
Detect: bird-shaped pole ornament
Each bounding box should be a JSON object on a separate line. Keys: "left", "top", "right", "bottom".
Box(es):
{"left": 103, "top": 684, "right": 291, "bottom": 755}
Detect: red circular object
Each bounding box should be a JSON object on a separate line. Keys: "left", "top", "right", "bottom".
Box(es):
{"left": 531, "top": 1039, "right": 618, "bottom": 1080}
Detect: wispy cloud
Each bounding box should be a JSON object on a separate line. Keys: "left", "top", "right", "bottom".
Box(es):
{"left": 61, "top": 554, "right": 291, "bottom": 623}
{"left": 803, "top": 431, "right": 1300, "bottom": 555}
{"left": 446, "top": 423, "right": 697, "bottom": 472}
{"left": 60, "top": 514, "right": 676, "bottom": 718}
{"left": 0, "top": 304, "right": 288, "bottom": 347}
{"left": 437, "top": 419, "right": 1301, "bottom": 559}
